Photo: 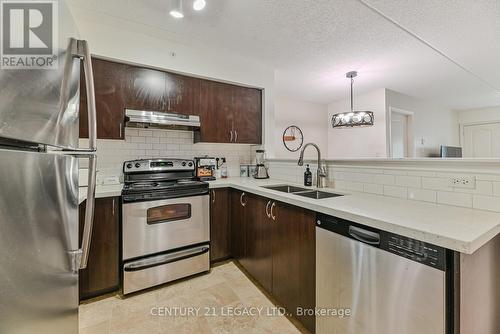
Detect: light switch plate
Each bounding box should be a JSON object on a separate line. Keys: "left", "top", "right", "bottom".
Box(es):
{"left": 449, "top": 176, "right": 476, "bottom": 189}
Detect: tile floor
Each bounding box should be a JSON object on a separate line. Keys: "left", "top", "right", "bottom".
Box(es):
{"left": 79, "top": 261, "right": 305, "bottom": 334}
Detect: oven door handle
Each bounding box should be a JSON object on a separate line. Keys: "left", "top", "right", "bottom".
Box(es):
{"left": 123, "top": 245, "right": 209, "bottom": 272}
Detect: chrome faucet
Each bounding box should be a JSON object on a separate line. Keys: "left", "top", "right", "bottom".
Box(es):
{"left": 297, "top": 143, "right": 327, "bottom": 188}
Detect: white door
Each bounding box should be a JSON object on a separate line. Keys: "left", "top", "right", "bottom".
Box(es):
{"left": 391, "top": 113, "right": 408, "bottom": 158}
{"left": 463, "top": 123, "right": 500, "bottom": 158}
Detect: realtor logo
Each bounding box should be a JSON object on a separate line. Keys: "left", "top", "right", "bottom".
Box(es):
{"left": 1, "top": 0, "right": 58, "bottom": 69}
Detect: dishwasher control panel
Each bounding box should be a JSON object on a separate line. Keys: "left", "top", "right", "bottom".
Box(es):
{"left": 316, "top": 214, "right": 447, "bottom": 271}
{"left": 384, "top": 234, "right": 446, "bottom": 271}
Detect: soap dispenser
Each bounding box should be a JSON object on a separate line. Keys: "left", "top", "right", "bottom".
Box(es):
{"left": 304, "top": 164, "right": 312, "bottom": 186}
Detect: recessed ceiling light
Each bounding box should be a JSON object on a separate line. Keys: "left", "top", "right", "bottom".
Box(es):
{"left": 169, "top": 0, "right": 184, "bottom": 18}
{"left": 193, "top": 0, "right": 206, "bottom": 11}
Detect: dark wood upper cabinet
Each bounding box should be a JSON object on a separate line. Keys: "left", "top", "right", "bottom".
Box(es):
{"left": 165, "top": 72, "right": 201, "bottom": 115}
{"left": 80, "top": 58, "right": 262, "bottom": 143}
{"left": 210, "top": 188, "right": 230, "bottom": 262}
{"left": 232, "top": 86, "right": 262, "bottom": 144}
{"left": 80, "top": 58, "right": 127, "bottom": 139}
{"left": 196, "top": 80, "right": 234, "bottom": 143}
{"left": 124, "top": 65, "right": 166, "bottom": 112}
{"left": 79, "top": 197, "right": 120, "bottom": 301}
{"left": 195, "top": 80, "right": 262, "bottom": 144}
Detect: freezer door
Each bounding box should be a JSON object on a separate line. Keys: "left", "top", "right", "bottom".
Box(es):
{"left": 0, "top": 1, "right": 81, "bottom": 149}
{"left": 0, "top": 149, "right": 79, "bottom": 334}
{"left": 316, "top": 227, "right": 446, "bottom": 334}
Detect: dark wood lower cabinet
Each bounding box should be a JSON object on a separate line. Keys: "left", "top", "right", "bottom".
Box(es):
{"left": 227, "top": 189, "right": 316, "bottom": 333}
{"left": 79, "top": 197, "right": 120, "bottom": 301}
{"left": 230, "top": 190, "right": 246, "bottom": 261}
{"left": 210, "top": 188, "right": 230, "bottom": 262}
{"left": 244, "top": 194, "right": 273, "bottom": 293}
{"left": 273, "top": 202, "right": 316, "bottom": 333}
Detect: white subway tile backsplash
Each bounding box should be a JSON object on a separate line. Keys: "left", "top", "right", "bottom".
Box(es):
{"left": 454, "top": 180, "right": 493, "bottom": 195}
{"left": 408, "top": 188, "right": 437, "bottom": 203}
{"left": 395, "top": 175, "right": 421, "bottom": 188}
{"left": 383, "top": 185, "right": 408, "bottom": 199}
{"left": 268, "top": 160, "right": 500, "bottom": 212}
{"left": 437, "top": 191, "right": 472, "bottom": 208}
{"left": 421, "top": 177, "right": 451, "bottom": 191}
{"left": 493, "top": 182, "right": 500, "bottom": 196}
{"left": 85, "top": 128, "right": 253, "bottom": 179}
{"left": 473, "top": 195, "right": 500, "bottom": 212}
{"left": 373, "top": 174, "right": 395, "bottom": 185}
{"left": 363, "top": 183, "right": 383, "bottom": 195}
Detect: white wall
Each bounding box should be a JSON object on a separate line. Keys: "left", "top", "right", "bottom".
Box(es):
{"left": 327, "top": 89, "right": 388, "bottom": 158}
{"left": 386, "top": 89, "right": 459, "bottom": 157}
{"left": 274, "top": 96, "right": 328, "bottom": 159}
{"left": 68, "top": 5, "right": 276, "bottom": 156}
{"left": 457, "top": 106, "right": 500, "bottom": 125}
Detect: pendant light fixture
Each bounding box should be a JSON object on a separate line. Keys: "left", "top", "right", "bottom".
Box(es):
{"left": 331, "top": 71, "right": 374, "bottom": 128}
{"left": 169, "top": 0, "right": 184, "bottom": 18}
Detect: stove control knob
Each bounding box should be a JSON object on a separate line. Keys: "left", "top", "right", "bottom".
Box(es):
{"left": 126, "top": 163, "right": 132, "bottom": 169}
{"left": 188, "top": 162, "right": 193, "bottom": 167}
{"left": 182, "top": 162, "right": 187, "bottom": 167}
{"left": 135, "top": 163, "right": 141, "bottom": 168}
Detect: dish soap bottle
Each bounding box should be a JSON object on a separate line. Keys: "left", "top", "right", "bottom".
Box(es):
{"left": 304, "top": 164, "right": 312, "bottom": 186}
{"left": 221, "top": 158, "right": 228, "bottom": 178}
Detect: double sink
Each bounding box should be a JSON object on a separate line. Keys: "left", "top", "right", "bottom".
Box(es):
{"left": 261, "top": 185, "right": 343, "bottom": 199}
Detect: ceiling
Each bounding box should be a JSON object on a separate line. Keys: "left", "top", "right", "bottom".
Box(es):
{"left": 68, "top": 0, "right": 500, "bottom": 109}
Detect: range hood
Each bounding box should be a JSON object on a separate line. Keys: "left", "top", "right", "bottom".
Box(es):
{"left": 125, "top": 109, "right": 201, "bottom": 130}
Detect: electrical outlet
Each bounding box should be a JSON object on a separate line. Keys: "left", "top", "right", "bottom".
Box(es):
{"left": 449, "top": 176, "right": 476, "bottom": 189}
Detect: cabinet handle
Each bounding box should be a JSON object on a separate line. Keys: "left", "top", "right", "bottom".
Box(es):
{"left": 112, "top": 198, "right": 115, "bottom": 215}
{"left": 240, "top": 192, "right": 246, "bottom": 207}
{"left": 212, "top": 190, "right": 216, "bottom": 203}
{"left": 265, "top": 200, "right": 271, "bottom": 218}
{"left": 270, "top": 202, "right": 276, "bottom": 221}
{"left": 119, "top": 122, "right": 123, "bottom": 138}
{"left": 230, "top": 130, "right": 234, "bottom": 142}
{"left": 234, "top": 130, "right": 238, "bottom": 142}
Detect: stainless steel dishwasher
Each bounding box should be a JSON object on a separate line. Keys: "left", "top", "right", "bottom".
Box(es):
{"left": 316, "top": 214, "right": 455, "bottom": 334}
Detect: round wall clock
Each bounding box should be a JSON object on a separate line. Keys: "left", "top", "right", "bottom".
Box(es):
{"left": 282, "top": 125, "right": 304, "bottom": 152}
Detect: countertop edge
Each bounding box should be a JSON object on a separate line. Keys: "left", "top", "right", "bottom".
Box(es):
{"left": 209, "top": 179, "right": 500, "bottom": 255}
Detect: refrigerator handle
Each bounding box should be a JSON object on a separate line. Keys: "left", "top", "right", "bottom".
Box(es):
{"left": 80, "top": 155, "right": 97, "bottom": 269}
{"left": 77, "top": 39, "right": 98, "bottom": 269}
{"left": 74, "top": 39, "right": 97, "bottom": 151}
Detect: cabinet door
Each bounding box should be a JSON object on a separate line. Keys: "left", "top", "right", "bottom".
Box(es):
{"left": 80, "top": 58, "right": 126, "bottom": 139}
{"left": 79, "top": 197, "right": 120, "bottom": 301}
{"left": 165, "top": 72, "right": 201, "bottom": 115}
{"left": 272, "top": 202, "right": 316, "bottom": 333}
{"left": 210, "top": 188, "right": 230, "bottom": 262}
{"left": 244, "top": 194, "right": 273, "bottom": 293}
{"left": 232, "top": 86, "right": 262, "bottom": 144}
{"left": 196, "top": 80, "right": 234, "bottom": 143}
{"left": 230, "top": 190, "right": 246, "bottom": 261}
{"left": 124, "top": 65, "right": 166, "bottom": 111}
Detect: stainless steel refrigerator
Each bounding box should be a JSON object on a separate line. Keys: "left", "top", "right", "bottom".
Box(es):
{"left": 0, "top": 2, "right": 97, "bottom": 333}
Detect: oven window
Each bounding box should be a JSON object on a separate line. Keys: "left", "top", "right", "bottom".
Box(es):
{"left": 147, "top": 204, "right": 192, "bottom": 224}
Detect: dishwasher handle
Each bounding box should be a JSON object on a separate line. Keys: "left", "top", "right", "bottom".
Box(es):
{"left": 348, "top": 226, "right": 380, "bottom": 245}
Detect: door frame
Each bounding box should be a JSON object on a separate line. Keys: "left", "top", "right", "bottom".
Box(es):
{"left": 386, "top": 107, "right": 415, "bottom": 158}
{"left": 459, "top": 120, "right": 500, "bottom": 149}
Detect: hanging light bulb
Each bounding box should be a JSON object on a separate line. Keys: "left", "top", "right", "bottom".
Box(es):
{"left": 193, "top": 0, "right": 206, "bottom": 11}
{"left": 169, "top": 0, "right": 184, "bottom": 18}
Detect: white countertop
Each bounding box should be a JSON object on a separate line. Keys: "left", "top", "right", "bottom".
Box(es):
{"left": 78, "top": 184, "right": 123, "bottom": 204}
{"left": 209, "top": 177, "right": 500, "bottom": 254}
{"left": 77, "top": 177, "right": 500, "bottom": 254}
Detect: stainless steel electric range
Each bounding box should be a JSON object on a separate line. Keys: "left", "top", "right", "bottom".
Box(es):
{"left": 121, "top": 158, "right": 210, "bottom": 295}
